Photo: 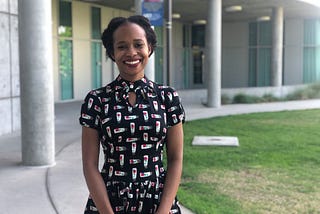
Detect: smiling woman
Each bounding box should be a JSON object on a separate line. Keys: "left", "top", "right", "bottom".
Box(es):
{"left": 79, "top": 15, "right": 185, "bottom": 214}
{"left": 111, "top": 23, "right": 151, "bottom": 81}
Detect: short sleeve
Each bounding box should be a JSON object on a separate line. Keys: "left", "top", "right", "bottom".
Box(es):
{"left": 79, "top": 90, "right": 102, "bottom": 130}
{"left": 164, "top": 87, "right": 185, "bottom": 127}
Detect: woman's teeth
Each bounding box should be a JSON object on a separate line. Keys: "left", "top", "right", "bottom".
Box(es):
{"left": 125, "top": 60, "right": 140, "bottom": 65}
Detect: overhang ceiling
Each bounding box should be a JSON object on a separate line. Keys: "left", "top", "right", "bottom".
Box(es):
{"left": 77, "top": 0, "right": 320, "bottom": 23}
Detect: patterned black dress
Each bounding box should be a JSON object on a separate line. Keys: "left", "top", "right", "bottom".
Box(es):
{"left": 79, "top": 76, "right": 185, "bottom": 214}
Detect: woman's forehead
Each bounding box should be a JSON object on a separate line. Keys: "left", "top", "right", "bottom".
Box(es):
{"left": 114, "top": 23, "right": 145, "bottom": 36}
{"left": 114, "top": 23, "right": 146, "bottom": 39}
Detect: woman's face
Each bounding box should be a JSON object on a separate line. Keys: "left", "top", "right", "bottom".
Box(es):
{"left": 112, "top": 22, "right": 151, "bottom": 81}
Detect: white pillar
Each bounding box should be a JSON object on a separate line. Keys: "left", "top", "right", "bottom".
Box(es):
{"left": 136, "top": 0, "right": 155, "bottom": 81}
{"left": 145, "top": 26, "right": 155, "bottom": 82}
{"left": 166, "top": 0, "right": 172, "bottom": 85}
{"left": 18, "top": 0, "right": 55, "bottom": 166}
{"left": 206, "top": 0, "right": 222, "bottom": 107}
{"left": 271, "top": 7, "right": 284, "bottom": 86}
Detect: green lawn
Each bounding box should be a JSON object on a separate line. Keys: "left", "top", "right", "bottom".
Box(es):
{"left": 179, "top": 109, "right": 320, "bottom": 214}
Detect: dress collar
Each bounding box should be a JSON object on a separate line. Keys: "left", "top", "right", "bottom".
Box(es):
{"left": 113, "top": 75, "right": 155, "bottom": 93}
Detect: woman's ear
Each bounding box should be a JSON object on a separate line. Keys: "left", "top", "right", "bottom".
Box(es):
{"left": 110, "top": 53, "right": 115, "bottom": 61}
{"left": 148, "top": 45, "right": 152, "bottom": 57}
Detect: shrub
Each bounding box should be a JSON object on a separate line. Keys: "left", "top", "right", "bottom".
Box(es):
{"left": 261, "top": 93, "right": 281, "bottom": 102}
{"left": 232, "top": 93, "right": 262, "bottom": 104}
{"left": 221, "top": 94, "right": 232, "bottom": 104}
{"left": 286, "top": 83, "right": 320, "bottom": 100}
{"left": 222, "top": 83, "right": 320, "bottom": 104}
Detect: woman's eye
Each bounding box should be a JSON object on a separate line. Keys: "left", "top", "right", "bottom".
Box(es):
{"left": 117, "top": 45, "right": 126, "bottom": 50}
{"left": 135, "top": 43, "right": 144, "bottom": 48}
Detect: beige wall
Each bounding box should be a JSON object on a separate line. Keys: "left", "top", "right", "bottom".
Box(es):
{"left": 52, "top": 0, "right": 59, "bottom": 101}
{"left": 73, "top": 1, "right": 91, "bottom": 100}
{"left": 100, "top": 7, "right": 114, "bottom": 86}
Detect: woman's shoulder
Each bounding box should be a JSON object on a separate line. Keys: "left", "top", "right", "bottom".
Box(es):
{"left": 83, "top": 83, "right": 115, "bottom": 104}
{"left": 154, "top": 82, "right": 178, "bottom": 94}
{"left": 87, "top": 81, "right": 117, "bottom": 96}
{"left": 152, "top": 82, "right": 182, "bottom": 106}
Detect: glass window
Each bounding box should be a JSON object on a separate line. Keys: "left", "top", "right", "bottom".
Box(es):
{"left": 248, "top": 21, "right": 272, "bottom": 87}
{"left": 91, "top": 7, "right": 101, "bottom": 40}
{"left": 192, "top": 25, "right": 205, "bottom": 47}
{"left": 59, "top": 0, "right": 73, "bottom": 100}
{"left": 248, "top": 48, "right": 257, "bottom": 86}
{"left": 91, "top": 42, "right": 102, "bottom": 88}
{"left": 303, "top": 19, "right": 320, "bottom": 83}
{"left": 58, "top": 0, "right": 72, "bottom": 37}
{"left": 154, "top": 26, "right": 164, "bottom": 83}
{"left": 59, "top": 39, "right": 73, "bottom": 99}
{"left": 193, "top": 50, "right": 204, "bottom": 84}
{"left": 259, "top": 22, "right": 272, "bottom": 46}
{"left": 249, "top": 23, "right": 257, "bottom": 46}
{"left": 183, "top": 25, "right": 192, "bottom": 88}
{"left": 91, "top": 7, "right": 102, "bottom": 88}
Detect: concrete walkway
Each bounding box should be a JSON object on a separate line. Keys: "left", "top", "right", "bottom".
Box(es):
{"left": 1, "top": 98, "right": 320, "bottom": 214}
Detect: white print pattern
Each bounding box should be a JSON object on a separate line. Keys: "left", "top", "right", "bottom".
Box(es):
{"left": 80, "top": 75, "right": 185, "bottom": 213}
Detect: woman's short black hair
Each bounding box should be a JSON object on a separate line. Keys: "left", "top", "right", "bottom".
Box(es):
{"left": 101, "top": 15, "right": 157, "bottom": 61}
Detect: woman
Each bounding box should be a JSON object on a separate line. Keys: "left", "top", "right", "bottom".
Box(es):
{"left": 79, "top": 15, "right": 185, "bottom": 214}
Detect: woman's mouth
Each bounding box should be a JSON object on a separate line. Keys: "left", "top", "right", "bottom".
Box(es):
{"left": 124, "top": 60, "right": 140, "bottom": 66}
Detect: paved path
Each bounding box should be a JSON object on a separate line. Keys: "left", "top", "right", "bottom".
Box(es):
{"left": 1, "top": 98, "right": 320, "bottom": 213}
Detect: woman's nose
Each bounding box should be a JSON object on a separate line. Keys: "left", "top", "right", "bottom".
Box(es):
{"left": 127, "top": 46, "right": 137, "bottom": 56}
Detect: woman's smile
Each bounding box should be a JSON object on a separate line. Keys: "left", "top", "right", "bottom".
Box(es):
{"left": 124, "top": 60, "right": 140, "bottom": 65}
{"left": 124, "top": 59, "right": 141, "bottom": 67}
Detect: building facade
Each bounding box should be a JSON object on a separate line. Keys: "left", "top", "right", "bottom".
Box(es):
{"left": 1, "top": 0, "right": 320, "bottom": 135}
{"left": 0, "top": 0, "right": 19, "bottom": 135}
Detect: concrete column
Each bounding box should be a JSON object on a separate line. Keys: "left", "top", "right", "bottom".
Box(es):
{"left": 145, "top": 27, "right": 155, "bottom": 82}
{"left": 166, "top": 0, "right": 172, "bottom": 85}
{"left": 18, "top": 0, "right": 55, "bottom": 166}
{"left": 135, "top": 0, "right": 142, "bottom": 15}
{"left": 271, "top": 7, "right": 284, "bottom": 86}
{"left": 136, "top": 0, "right": 155, "bottom": 81}
{"left": 206, "top": 0, "right": 222, "bottom": 107}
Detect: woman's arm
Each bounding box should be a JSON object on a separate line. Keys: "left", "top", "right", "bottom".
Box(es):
{"left": 82, "top": 126, "right": 114, "bottom": 214}
{"left": 156, "top": 122, "right": 184, "bottom": 214}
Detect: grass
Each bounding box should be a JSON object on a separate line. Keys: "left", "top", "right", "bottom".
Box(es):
{"left": 178, "top": 109, "right": 320, "bottom": 214}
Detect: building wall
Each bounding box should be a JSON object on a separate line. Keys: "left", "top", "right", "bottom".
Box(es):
{"left": 222, "top": 21, "right": 249, "bottom": 88}
{"left": 221, "top": 18, "right": 308, "bottom": 87}
{"left": 0, "top": 0, "right": 20, "bottom": 135}
{"left": 100, "top": 6, "right": 117, "bottom": 86}
{"left": 172, "top": 22, "right": 184, "bottom": 89}
{"left": 72, "top": 1, "right": 91, "bottom": 100}
{"left": 284, "top": 18, "right": 304, "bottom": 85}
{"left": 1, "top": 0, "right": 317, "bottom": 136}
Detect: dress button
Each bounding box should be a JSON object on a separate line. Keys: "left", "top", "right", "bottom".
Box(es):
{"left": 130, "top": 84, "right": 134, "bottom": 89}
